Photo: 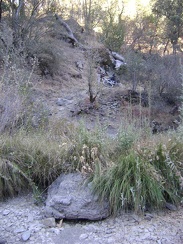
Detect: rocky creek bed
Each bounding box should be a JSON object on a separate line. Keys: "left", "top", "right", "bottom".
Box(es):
{"left": 0, "top": 194, "right": 183, "bottom": 244}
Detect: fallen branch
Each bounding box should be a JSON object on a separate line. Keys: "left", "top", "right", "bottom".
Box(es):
{"left": 55, "top": 14, "right": 79, "bottom": 46}
{"left": 111, "top": 51, "right": 125, "bottom": 63}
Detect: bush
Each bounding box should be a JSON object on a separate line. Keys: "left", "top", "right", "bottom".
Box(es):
{"left": 101, "top": 20, "right": 125, "bottom": 52}
{"left": 0, "top": 16, "right": 62, "bottom": 77}
{"left": 0, "top": 59, "right": 49, "bottom": 133}
{"left": 115, "top": 123, "right": 141, "bottom": 155}
{"left": 27, "top": 40, "right": 62, "bottom": 77}
{"left": 99, "top": 4, "right": 125, "bottom": 52}
{"left": 123, "top": 50, "right": 146, "bottom": 91}
{"left": 92, "top": 142, "right": 183, "bottom": 214}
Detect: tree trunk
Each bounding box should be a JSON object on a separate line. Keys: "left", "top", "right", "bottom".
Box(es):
{"left": 163, "top": 39, "right": 169, "bottom": 55}
{"left": 0, "top": 0, "right": 2, "bottom": 22}
{"left": 132, "top": 72, "right": 137, "bottom": 92}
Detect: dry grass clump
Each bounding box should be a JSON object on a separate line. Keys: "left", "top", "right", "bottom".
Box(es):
{"left": 27, "top": 40, "right": 63, "bottom": 77}
{"left": 0, "top": 159, "right": 31, "bottom": 199}
{"left": 0, "top": 121, "right": 110, "bottom": 200}
{"left": 0, "top": 51, "right": 50, "bottom": 133}
{"left": 0, "top": 78, "right": 49, "bottom": 133}
{"left": 0, "top": 129, "right": 68, "bottom": 199}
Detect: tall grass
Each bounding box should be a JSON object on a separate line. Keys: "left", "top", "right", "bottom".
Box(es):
{"left": 92, "top": 152, "right": 164, "bottom": 214}
{"left": 0, "top": 121, "right": 110, "bottom": 199}
{"left": 1, "top": 114, "right": 182, "bottom": 213}
{"left": 0, "top": 129, "right": 66, "bottom": 199}
{"left": 92, "top": 142, "right": 182, "bottom": 214}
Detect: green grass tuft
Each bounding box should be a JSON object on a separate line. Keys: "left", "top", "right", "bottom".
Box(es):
{"left": 92, "top": 144, "right": 182, "bottom": 214}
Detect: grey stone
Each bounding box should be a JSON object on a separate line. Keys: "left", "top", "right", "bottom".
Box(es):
{"left": 107, "top": 237, "right": 116, "bottom": 243}
{"left": 2, "top": 210, "right": 10, "bottom": 216}
{"left": 48, "top": 228, "right": 60, "bottom": 235}
{"left": 42, "top": 217, "right": 56, "bottom": 228}
{"left": 75, "top": 61, "right": 84, "bottom": 71}
{"left": 29, "top": 223, "right": 43, "bottom": 233}
{"left": 45, "top": 173, "right": 110, "bottom": 220}
{"left": 105, "top": 228, "right": 114, "bottom": 234}
{"left": 27, "top": 213, "right": 34, "bottom": 222}
{"left": 56, "top": 98, "right": 66, "bottom": 106}
{"left": 21, "top": 230, "right": 31, "bottom": 242}
{"left": 165, "top": 202, "right": 177, "bottom": 211}
{"left": 144, "top": 213, "right": 154, "bottom": 221}
{"left": 79, "top": 233, "right": 88, "bottom": 240}
{"left": 14, "top": 227, "right": 26, "bottom": 233}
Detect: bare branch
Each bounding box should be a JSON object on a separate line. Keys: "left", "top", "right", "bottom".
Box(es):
{"left": 55, "top": 14, "right": 79, "bottom": 46}
{"left": 15, "top": 0, "right": 24, "bottom": 19}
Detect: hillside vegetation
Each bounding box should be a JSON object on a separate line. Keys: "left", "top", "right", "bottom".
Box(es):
{"left": 0, "top": 0, "right": 183, "bottom": 213}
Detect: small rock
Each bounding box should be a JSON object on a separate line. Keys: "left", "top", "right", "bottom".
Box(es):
{"left": 21, "top": 230, "right": 31, "bottom": 242}
{"left": 48, "top": 228, "right": 60, "bottom": 235}
{"left": 27, "top": 213, "right": 34, "bottom": 222}
{"left": 75, "top": 61, "right": 84, "bottom": 71}
{"left": 83, "top": 224, "right": 99, "bottom": 232}
{"left": 105, "top": 229, "right": 113, "bottom": 234}
{"left": 71, "top": 73, "right": 82, "bottom": 79}
{"left": 144, "top": 213, "right": 154, "bottom": 221}
{"left": 56, "top": 98, "right": 66, "bottom": 106}
{"left": 14, "top": 227, "right": 26, "bottom": 234}
{"left": 79, "top": 233, "right": 88, "bottom": 240}
{"left": 42, "top": 217, "right": 56, "bottom": 228}
{"left": 107, "top": 237, "right": 115, "bottom": 243}
{"left": 165, "top": 202, "right": 177, "bottom": 211}
{"left": 141, "top": 232, "right": 151, "bottom": 240}
{"left": 2, "top": 210, "right": 10, "bottom": 216}
{"left": 30, "top": 225, "right": 43, "bottom": 233}
{"left": 132, "top": 214, "right": 141, "bottom": 223}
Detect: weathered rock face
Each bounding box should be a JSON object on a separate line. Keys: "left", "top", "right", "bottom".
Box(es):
{"left": 44, "top": 173, "right": 110, "bottom": 220}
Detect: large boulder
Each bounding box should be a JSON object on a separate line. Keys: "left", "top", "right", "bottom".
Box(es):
{"left": 44, "top": 173, "right": 110, "bottom": 220}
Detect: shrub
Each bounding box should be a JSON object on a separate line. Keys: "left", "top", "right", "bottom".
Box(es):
{"left": 141, "top": 53, "right": 182, "bottom": 105}
{"left": 92, "top": 142, "right": 183, "bottom": 214}
{"left": 0, "top": 15, "right": 62, "bottom": 77}
{"left": 115, "top": 123, "right": 141, "bottom": 155}
{"left": 99, "top": 4, "right": 125, "bottom": 52}
{"left": 0, "top": 54, "right": 49, "bottom": 133}
{"left": 101, "top": 20, "right": 125, "bottom": 52}
{"left": 27, "top": 40, "right": 62, "bottom": 77}
{"left": 123, "top": 50, "right": 145, "bottom": 91}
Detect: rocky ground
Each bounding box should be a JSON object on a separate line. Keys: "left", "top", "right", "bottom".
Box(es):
{"left": 0, "top": 193, "right": 183, "bottom": 244}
